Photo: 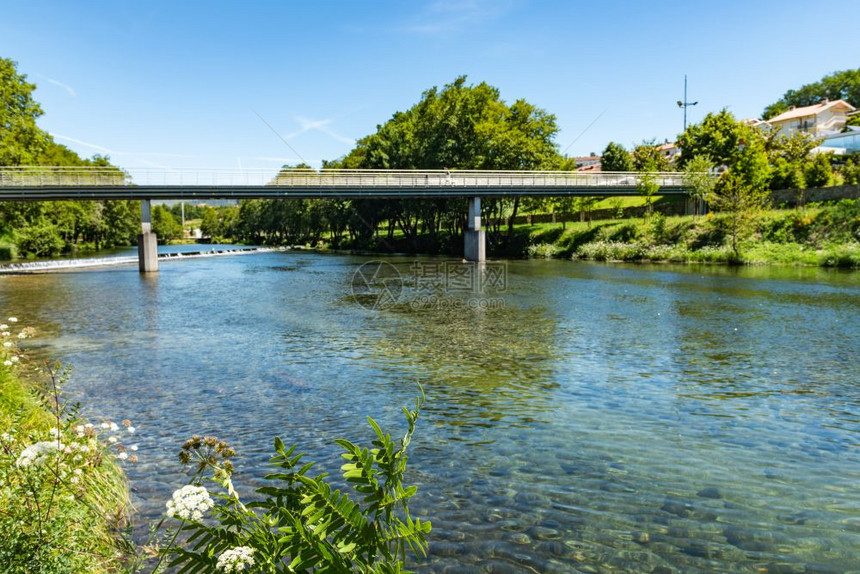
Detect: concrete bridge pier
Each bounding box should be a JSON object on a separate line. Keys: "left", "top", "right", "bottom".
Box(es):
{"left": 464, "top": 196, "right": 485, "bottom": 262}
{"left": 138, "top": 199, "right": 159, "bottom": 273}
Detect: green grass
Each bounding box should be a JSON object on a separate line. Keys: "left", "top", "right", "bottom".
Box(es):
{"left": 0, "top": 362, "right": 133, "bottom": 573}
{"left": 518, "top": 200, "right": 860, "bottom": 268}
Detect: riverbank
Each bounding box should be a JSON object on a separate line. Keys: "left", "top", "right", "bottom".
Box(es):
{"left": 322, "top": 199, "right": 859, "bottom": 268}
{"left": 0, "top": 327, "right": 133, "bottom": 573}
{"left": 527, "top": 200, "right": 860, "bottom": 268}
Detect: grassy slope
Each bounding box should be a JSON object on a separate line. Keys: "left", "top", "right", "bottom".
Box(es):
{"left": 520, "top": 200, "right": 860, "bottom": 268}
{"left": 0, "top": 365, "right": 132, "bottom": 572}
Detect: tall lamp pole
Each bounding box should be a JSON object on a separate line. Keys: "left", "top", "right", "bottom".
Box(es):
{"left": 676, "top": 74, "right": 698, "bottom": 132}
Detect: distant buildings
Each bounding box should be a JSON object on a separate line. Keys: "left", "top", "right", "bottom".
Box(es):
{"left": 572, "top": 154, "right": 602, "bottom": 172}
{"left": 766, "top": 99, "right": 856, "bottom": 138}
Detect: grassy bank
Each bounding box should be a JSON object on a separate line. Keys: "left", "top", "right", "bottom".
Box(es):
{"left": 521, "top": 199, "right": 860, "bottom": 268}
{"left": 0, "top": 323, "right": 133, "bottom": 573}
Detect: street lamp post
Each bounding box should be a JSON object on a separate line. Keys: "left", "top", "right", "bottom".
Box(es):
{"left": 676, "top": 74, "right": 698, "bottom": 132}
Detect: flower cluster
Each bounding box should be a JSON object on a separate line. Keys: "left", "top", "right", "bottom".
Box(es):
{"left": 15, "top": 440, "right": 63, "bottom": 468}
{"left": 216, "top": 546, "right": 255, "bottom": 572}
{"left": 0, "top": 317, "right": 33, "bottom": 367}
{"left": 179, "top": 434, "right": 236, "bottom": 476}
{"left": 165, "top": 484, "right": 214, "bottom": 521}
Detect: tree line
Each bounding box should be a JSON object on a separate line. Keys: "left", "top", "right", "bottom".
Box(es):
{"left": 0, "top": 57, "right": 141, "bottom": 257}
{"left": 2, "top": 56, "right": 859, "bottom": 258}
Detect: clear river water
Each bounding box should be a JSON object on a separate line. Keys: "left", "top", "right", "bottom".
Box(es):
{"left": 1, "top": 248, "right": 858, "bottom": 573}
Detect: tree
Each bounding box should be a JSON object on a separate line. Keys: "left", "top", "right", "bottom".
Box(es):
{"left": 766, "top": 130, "right": 820, "bottom": 199}
{"left": 0, "top": 58, "right": 48, "bottom": 166}
{"left": 151, "top": 205, "right": 182, "bottom": 242}
{"left": 334, "top": 76, "right": 562, "bottom": 247}
{"left": 804, "top": 153, "right": 834, "bottom": 188}
{"left": 601, "top": 141, "right": 633, "bottom": 172}
{"left": 682, "top": 154, "right": 716, "bottom": 216}
{"left": 762, "top": 68, "right": 860, "bottom": 120}
{"left": 632, "top": 139, "right": 671, "bottom": 172}
{"left": 677, "top": 110, "right": 771, "bottom": 191}
{"left": 711, "top": 171, "right": 768, "bottom": 259}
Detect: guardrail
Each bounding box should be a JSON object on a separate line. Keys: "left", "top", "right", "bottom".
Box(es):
{"left": 0, "top": 167, "right": 692, "bottom": 189}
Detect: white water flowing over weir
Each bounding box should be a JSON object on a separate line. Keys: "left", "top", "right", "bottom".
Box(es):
{"left": 0, "top": 247, "right": 281, "bottom": 274}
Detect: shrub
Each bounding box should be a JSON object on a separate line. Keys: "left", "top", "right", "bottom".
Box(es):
{"left": 527, "top": 242, "right": 562, "bottom": 259}
{"left": 154, "top": 395, "right": 431, "bottom": 573}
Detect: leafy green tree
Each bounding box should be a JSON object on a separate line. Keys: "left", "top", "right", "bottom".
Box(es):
{"left": 600, "top": 141, "right": 633, "bottom": 172}
{"left": 682, "top": 154, "right": 716, "bottom": 216}
{"left": 766, "top": 131, "right": 819, "bottom": 198}
{"left": 840, "top": 157, "right": 860, "bottom": 185}
{"left": 762, "top": 68, "right": 860, "bottom": 120}
{"left": 711, "top": 171, "right": 768, "bottom": 259}
{"left": 0, "top": 58, "right": 48, "bottom": 166}
{"left": 677, "top": 110, "right": 772, "bottom": 191}
{"left": 804, "top": 153, "right": 834, "bottom": 188}
{"left": 151, "top": 205, "right": 182, "bottom": 242}
{"left": 636, "top": 170, "right": 659, "bottom": 216}
{"left": 632, "top": 140, "right": 671, "bottom": 172}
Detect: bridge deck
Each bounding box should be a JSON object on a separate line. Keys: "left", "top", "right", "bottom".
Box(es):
{"left": 0, "top": 168, "right": 693, "bottom": 201}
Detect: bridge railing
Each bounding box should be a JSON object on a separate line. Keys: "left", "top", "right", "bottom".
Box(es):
{"left": 0, "top": 167, "right": 693, "bottom": 188}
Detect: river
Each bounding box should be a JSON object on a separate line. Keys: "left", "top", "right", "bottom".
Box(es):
{"left": 1, "top": 249, "right": 858, "bottom": 573}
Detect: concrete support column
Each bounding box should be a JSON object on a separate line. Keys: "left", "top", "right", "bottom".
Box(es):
{"left": 138, "top": 199, "right": 158, "bottom": 273}
{"left": 464, "top": 196, "right": 485, "bottom": 262}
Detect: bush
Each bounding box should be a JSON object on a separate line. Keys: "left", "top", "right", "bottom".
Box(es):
{"left": 575, "top": 241, "right": 646, "bottom": 261}
{"left": 153, "top": 396, "right": 431, "bottom": 573}
{"left": 16, "top": 224, "right": 65, "bottom": 257}
{"left": 527, "top": 242, "right": 562, "bottom": 258}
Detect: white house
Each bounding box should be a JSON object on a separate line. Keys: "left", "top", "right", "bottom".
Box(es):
{"left": 766, "top": 99, "right": 856, "bottom": 138}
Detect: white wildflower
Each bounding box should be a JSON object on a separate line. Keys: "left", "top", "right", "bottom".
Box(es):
{"left": 166, "top": 484, "right": 214, "bottom": 521}
{"left": 108, "top": 436, "right": 118, "bottom": 443}
{"left": 3, "top": 341, "right": 11, "bottom": 348}
{"left": 117, "top": 452, "right": 128, "bottom": 461}
{"left": 8, "top": 317, "right": 17, "bottom": 323}
{"left": 16, "top": 333, "right": 25, "bottom": 340}
{"left": 16, "top": 441, "right": 63, "bottom": 468}
{"left": 75, "top": 425, "right": 84, "bottom": 434}
{"left": 84, "top": 423, "right": 93, "bottom": 429}
{"left": 1, "top": 432, "right": 12, "bottom": 443}
{"left": 2, "top": 332, "right": 9, "bottom": 338}
{"left": 109, "top": 422, "right": 119, "bottom": 432}
{"left": 127, "top": 426, "right": 136, "bottom": 434}
{"left": 3, "top": 360, "right": 12, "bottom": 366}
{"left": 48, "top": 427, "right": 60, "bottom": 438}
{"left": 130, "top": 445, "right": 138, "bottom": 451}
{"left": 0, "top": 324, "right": 7, "bottom": 330}
{"left": 216, "top": 546, "right": 255, "bottom": 572}
{"left": 100, "top": 422, "right": 110, "bottom": 429}
{"left": 10, "top": 355, "right": 19, "bottom": 362}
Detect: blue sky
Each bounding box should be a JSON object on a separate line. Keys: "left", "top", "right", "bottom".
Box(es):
{"left": 2, "top": 0, "right": 859, "bottom": 173}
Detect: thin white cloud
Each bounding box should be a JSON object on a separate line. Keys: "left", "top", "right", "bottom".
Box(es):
{"left": 400, "top": 0, "right": 514, "bottom": 35}
{"left": 281, "top": 116, "right": 355, "bottom": 145}
{"left": 51, "top": 134, "right": 113, "bottom": 155}
{"left": 50, "top": 133, "right": 198, "bottom": 159}
{"left": 41, "top": 76, "right": 77, "bottom": 97}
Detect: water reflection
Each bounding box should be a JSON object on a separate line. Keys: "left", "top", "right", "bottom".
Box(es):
{"left": 0, "top": 254, "right": 858, "bottom": 572}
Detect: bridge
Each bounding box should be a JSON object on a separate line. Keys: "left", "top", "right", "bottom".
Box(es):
{"left": 0, "top": 167, "right": 697, "bottom": 270}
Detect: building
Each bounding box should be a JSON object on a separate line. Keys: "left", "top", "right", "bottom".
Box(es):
{"left": 572, "top": 154, "right": 602, "bottom": 172}
{"left": 656, "top": 142, "right": 681, "bottom": 164}
{"left": 766, "top": 99, "right": 856, "bottom": 138}
{"left": 816, "top": 126, "right": 860, "bottom": 155}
